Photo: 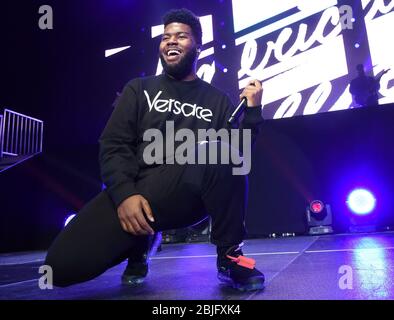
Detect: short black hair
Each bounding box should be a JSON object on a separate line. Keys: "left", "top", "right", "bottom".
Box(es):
{"left": 356, "top": 64, "right": 364, "bottom": 71}
{"left": 162, "top": 8, "right": 202, "bottom": 45}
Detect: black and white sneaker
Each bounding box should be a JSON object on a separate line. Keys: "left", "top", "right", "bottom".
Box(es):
{"left": 121, "top": 256, "right": 149, "bottom": 285}
{"left": 217, "top": 244, "right": 265, "bottom": 291}
{"left": 121, "top": 232, "right": 162, "bottom": 285}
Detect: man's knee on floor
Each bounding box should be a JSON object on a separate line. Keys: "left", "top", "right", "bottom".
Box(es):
{"left": 44, "top": 254, "right": 78, "bottom": 287}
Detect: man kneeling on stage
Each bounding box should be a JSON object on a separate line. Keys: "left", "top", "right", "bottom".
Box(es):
{"left": 45, "top": 8, "right": 265, "bottom": 292}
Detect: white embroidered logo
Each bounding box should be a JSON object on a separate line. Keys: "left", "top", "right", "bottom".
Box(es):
{"left": 144, "top": 90, "right": 213, "bottom": 122}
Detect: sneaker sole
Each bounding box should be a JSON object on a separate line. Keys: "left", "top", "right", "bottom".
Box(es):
{"left": 217, "top": 272, "right": 265, "bottom": 292}
{"left": 121, "top": 275, "right": 146, "bottom": 286}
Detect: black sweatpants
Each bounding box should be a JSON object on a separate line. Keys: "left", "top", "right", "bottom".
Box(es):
{"left": 45, "top": 142, "right": 248, "bottom": 287}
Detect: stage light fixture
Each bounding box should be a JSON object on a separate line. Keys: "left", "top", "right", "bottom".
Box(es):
{"left": 347, "top": 188, "right": 377, "bottom": 233}
{"left": 310, "top": 200, "right": 324, "bottom": 214}
{"left": 306, "top": 200, "right": 333, "bottom": 235}
{"left": 347, "top": 188, "right": 376, "bottom": 216}
{"left": 64, "top": 213, "right": 76, "bottom": 227}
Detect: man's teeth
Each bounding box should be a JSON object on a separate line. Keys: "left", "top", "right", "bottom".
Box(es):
{"left": 167, "top": 50, "right": 181, "bottom": 56}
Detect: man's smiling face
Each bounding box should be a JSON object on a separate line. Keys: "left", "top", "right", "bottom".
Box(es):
{"left": 159, "top": 22, "right": 199, "bottom": 80}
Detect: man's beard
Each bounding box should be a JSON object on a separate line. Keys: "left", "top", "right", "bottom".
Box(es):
{"left": 160, "top": 48, "right": 197, "bottom": 80}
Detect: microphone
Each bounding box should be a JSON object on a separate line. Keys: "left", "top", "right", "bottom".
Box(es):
{"left": 227, "top": 97, "right": 247, "bottom": 126}
{"left": 228, "top": 82, "right": 257, "bottom": 125}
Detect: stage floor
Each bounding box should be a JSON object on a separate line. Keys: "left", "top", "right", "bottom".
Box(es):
{"left": 1, "top": 231, "right": 394, "bottom": 300}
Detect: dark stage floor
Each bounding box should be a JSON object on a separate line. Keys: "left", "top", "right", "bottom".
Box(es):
{"left": 1, "top": 232, "right": 394, "bottom": 300}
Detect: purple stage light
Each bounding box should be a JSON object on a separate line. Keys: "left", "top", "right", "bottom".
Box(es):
{"left": 223, "top": 68, "right": 228, "bottom": 73}
{"left": 64, "top": 213, "right": 76, "bottom": 227}
{"left": 347, "top": 189, "right": 376, "bottom": 215}
{"left": 355, "top": 43, "right": 360, "bottom": 48}
{"left": 221, "top": 44, "right": 226, "bottom": 49}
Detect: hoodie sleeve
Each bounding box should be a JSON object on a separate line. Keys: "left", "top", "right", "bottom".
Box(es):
{"left": 99, "top": 80, "right": 140, "bottom": 208}
{"left": 239, "top": 104, "right": 264, "bottom": 143}
{"left": 222, "top": 95, "right": 264, "bottom": 148}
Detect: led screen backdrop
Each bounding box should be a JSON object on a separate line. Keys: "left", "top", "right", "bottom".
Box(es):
{"left": 105, "top": 0, "right": 394, "bottom": 119}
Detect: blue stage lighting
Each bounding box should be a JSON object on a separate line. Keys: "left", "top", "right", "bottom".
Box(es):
{"left": 347, "top": 189, "right": 376, "bottom": 215}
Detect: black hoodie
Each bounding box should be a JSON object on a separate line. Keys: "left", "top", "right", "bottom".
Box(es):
{"left": 99, "top": 74, "right": 263, "bottom": 208}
